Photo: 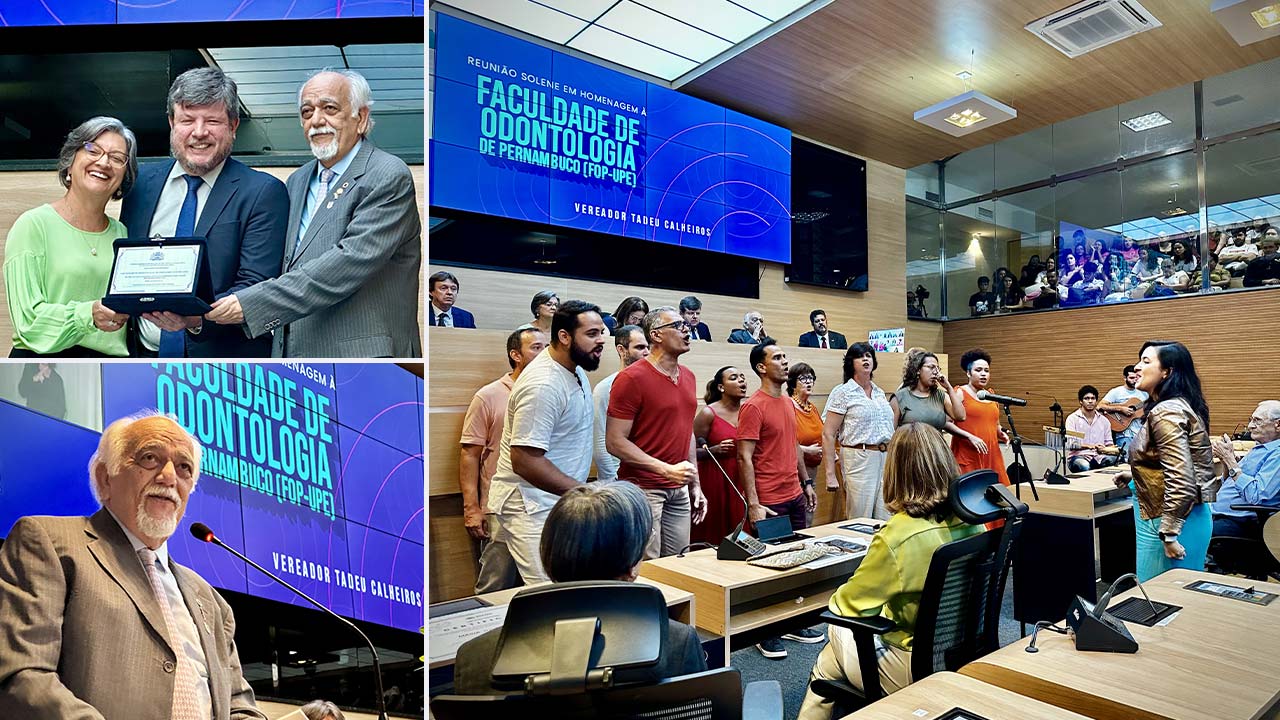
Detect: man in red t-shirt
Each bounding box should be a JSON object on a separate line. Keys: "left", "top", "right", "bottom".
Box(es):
{"left": 737, "top": 338, "right": 821, "bottom": 658}
{"left": 607, "top": 306, "right": 708, "bottom": 559}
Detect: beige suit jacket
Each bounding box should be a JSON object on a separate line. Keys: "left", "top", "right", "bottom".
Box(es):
{"left": 0, "top": 509, "right": 265, "bottom": 720}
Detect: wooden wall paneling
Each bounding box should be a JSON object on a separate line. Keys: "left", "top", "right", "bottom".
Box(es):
{"left": 941, "top": 291, "right": 1280, "bottom": 440}
{"left": 0, "top": 166, "right": 425, "bottom": 352}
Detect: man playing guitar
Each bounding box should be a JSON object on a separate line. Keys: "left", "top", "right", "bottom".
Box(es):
{"left": 1099, "top": 364, "right": 1150, "bottom": 456}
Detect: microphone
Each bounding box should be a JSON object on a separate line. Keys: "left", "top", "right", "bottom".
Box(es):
{"left": 190, "top": 523, "right": 388, "bottom": 720}
{"left": 976, "top": 390, "right": 1028, "bottom": 407}
{"left": 698, "top": 438, "right": 757, "bottom": 561}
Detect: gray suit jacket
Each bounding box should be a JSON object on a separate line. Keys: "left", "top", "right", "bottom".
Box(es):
{"left": 0, "top": 510, "right": 265, "bottom": 720}
{"left": 236, "top": 141, "right": 422, "bottom": 358}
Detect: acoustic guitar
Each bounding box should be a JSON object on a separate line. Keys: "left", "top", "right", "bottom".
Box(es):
{"left": 1099, "top": 397, "right": 1145, "bottom": 433}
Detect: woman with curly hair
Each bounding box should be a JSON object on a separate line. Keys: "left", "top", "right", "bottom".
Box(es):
{"left": 890, "top": 349, "right": 966, "bottom": 433}
{"left": 950, "top": 348, "right": 1010, "bottom": 487}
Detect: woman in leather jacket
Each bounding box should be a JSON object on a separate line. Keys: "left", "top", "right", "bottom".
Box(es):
{"left": 1115, "top": 340, "right": 1219, "bottom": 581}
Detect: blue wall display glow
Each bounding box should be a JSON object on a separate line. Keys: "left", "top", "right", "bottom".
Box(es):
{"left": 429, "top": 14, "right": 792, "bottom": 263}
{"left": 0, "top": 0, "right": 420, "bottom": 27}
{"left": 0, "top": 363, "right": 423, "bottom": 635}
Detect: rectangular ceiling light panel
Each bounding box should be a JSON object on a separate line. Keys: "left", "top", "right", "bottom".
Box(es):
{"left": 914, "top": 90, "right": 1017, "bottom": 137}
{"left": 1121, "top": 111, "right": 1172, "bottom": 131}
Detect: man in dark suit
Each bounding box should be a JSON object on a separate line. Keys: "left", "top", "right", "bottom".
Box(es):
{"left": 430, "top": 270, "right": 476, "bottom": 328}
{"left": 207, "top": 69, "right": 422, "bottom": 358}
{"left": 797, "top": 309, "right": 847, "bottom": 349}
{"left": 0, "top": 412, "right": 265, "bottom": 719}
{"left": 119, "top": 67, "right": 288, "bottom": 358}
{"left": 678, "top": 295, "right": 711, "bottom": 341}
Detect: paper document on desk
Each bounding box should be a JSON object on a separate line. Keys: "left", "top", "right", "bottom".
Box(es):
{"left": 428, "top": 604, "right": 509, "bottom": 662}
{"left": 803, "top": 534, "right": 869, "bottom": 569}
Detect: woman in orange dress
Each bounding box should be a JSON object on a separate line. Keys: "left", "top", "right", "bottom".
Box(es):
{"left": 789, "top": 363, "right": 826, "bottom": 526}
{"left": 950, "top": 348, "right": 1010, "bottom": 486}
{"left": 691, "top": 366, "right": 749, "bottom": 544}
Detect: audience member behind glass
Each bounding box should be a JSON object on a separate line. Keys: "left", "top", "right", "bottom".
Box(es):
{"left": 529, "top": 290, "right": 558, "bottom": 334}
{"left": 797, "top": 424, "right": 983, "bottom": 720}
{"left": 452, "top": 481, "right": 707, "bottom": 693}
{"left": 1113, "top": 341, "right": 1218, "bottom": 582}
{"left": 4, "top": 118, "right": 134, "bottom": 357}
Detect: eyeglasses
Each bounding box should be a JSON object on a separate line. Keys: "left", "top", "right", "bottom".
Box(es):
{"left": 652, "top": 320, "right": 690, "bottom": 332}
{"left": 131, "top": 448, "right": 196, "bottom": 480}
{"left": 797, "top": 375, "right": 816, "bottom": 383}
{"left": 82, "top": 142, "right": 128, "bottom": 169}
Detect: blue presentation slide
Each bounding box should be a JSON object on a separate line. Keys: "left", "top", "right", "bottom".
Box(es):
{"left": 430, "top": 14, "right": 792, "bottom": 263}
{"left": 0, "top": 0, "right": 418, "bottom": 26}
{"left": 0, "top": 363, "right": 423, "bottom": 634}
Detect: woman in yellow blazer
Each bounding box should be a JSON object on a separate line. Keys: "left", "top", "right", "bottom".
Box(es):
{"left": 798, "top": 423, "right": 982, "bottom": 720}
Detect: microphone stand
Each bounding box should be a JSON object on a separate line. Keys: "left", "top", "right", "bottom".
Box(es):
{"left": 1000, "top": 402, "right": 1039, "bottom": 501}
{"left": 1050, "top": 401, "right": 1068, "bottom": 477}
{"left": 193, "top": 526, "right": 388, "bottom": 720}
{"left": 700, "top": 438, "right": 754, "bottom": 560}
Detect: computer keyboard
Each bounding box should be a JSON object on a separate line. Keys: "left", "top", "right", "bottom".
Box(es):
{"left": 747, "top": 544, "right": 838, "bottom": 570}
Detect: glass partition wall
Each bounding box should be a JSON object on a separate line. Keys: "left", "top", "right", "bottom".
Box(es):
{"left": 906, "top": 57, "right": 1280, "bottom": 320}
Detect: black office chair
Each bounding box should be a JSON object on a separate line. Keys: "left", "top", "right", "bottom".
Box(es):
{"left": 808, "top": 470, "right": 1027, "bottom": 715}
{"left": 1208, "top": 504, "right": 1280, "bottom": 581}
{"left": 431, "top": 581, "right": 782, "bottom": 720}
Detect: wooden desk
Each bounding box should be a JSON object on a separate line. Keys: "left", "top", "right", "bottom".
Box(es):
{"left": 1014, "top": 465, "right": 1136, "bottom": 624}
{"left": 842, "top": 671, "right": 1090, "bottom": 719}
{"left": 962, "top": 569, "right": 1280, "bottom": 720}
{"left": 426, "top": 577, "right": 694, "bottom": 671}
{"left": 639, "top": 519, "right": 872, "bottom": 666}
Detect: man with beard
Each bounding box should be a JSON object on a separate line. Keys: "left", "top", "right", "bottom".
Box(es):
{"left": 607, "top": 308, "right": 708, "bottom": 558}
{"left": 0, "top": 412, "right": 265, "bottom": 719}
{"left": 1100, "top": 364, "right": 1149, "bottom": 455}
{"left": 205, "top": 69, "right": 422, "bottom": 358}
{"left": 120, "top": 67, "right": 288, "bottom": 358}
{"left": 487, "top": 300, "right": 607, "bottom": 583}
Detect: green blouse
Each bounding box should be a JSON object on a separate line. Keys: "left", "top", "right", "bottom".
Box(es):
{"left": 3, "top": 203, "right": 128, "bottom": 356}
{"left": 828, "top": 512, "right": 982, "bottom": 651}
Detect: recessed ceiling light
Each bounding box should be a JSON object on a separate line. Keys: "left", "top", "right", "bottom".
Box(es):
{"left": 955, "top": 70, "right": 974, "bottom": 81}
{"left": 1122, "top": 111, "right": 1173, "bottom": 132}
{"left": 1253, "top": 4, "right": 1280, "bottom": 28}
{"left": 946, "top": 108, "right": 987, "bottom": 128}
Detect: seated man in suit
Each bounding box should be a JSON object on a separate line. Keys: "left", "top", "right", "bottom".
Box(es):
{"left": 679, "top": 295, "right": 711, "bottom": 341}
{"left": 0, "top": 411, "right": 265, "bottom": 719}
{"left": 454, "top": 481, "right": 706, "bottom": 694}
{"left": 798, "top": 309, "right": 847, "bottom": 349}
{"left": 429, "top": 270, "right": 474, "bottom": 328}
{"left": 206, "top": 69, "right": 422, "bottom": 358}
{"left": 120, "top": 67, "right": 288, "bottom": 358}
{"left": 1210, "top": 401, "right": 1280, "bottom": 541}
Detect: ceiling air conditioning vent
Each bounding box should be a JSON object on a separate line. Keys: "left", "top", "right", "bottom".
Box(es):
{"left": 1026, "top": 0, "right": 1162, "bottom": 58}
{"left": 1236, "top": 154, "right": 1280, "bottom": 177}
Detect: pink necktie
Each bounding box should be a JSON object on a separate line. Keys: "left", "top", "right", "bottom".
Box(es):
{"left": 139, "top": 548, "right": 204, "bottom": 720}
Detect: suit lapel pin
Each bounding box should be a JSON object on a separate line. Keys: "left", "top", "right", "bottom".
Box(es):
{"left": 326, "top": 201, "right": 335, "bottom": 209}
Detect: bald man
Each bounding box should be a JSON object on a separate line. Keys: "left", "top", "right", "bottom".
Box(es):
{"left": 0, "top": 412, "right": 264, "bottom": 720}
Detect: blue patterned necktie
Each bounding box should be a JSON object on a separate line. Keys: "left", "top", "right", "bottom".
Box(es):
{"left": 160, "top": 174, "right": 203, "bottom": 358}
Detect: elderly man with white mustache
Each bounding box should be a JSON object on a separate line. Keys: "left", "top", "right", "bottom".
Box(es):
{"left": 0, "top": 412, "right": 266, "bottom": 720}
{"left": 206, "top": 68, "right": 422, "bottom": 358}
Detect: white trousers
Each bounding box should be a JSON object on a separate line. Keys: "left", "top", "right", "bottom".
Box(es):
{"left": 797, "top": 624, "right": 912, "bottom": 720}
{"left": 838, "top": 448, "right": 888, "bottom": 520}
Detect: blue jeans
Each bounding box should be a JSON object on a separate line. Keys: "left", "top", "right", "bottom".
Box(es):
{"left": 1132, "top": 491, "right": 1211, "bottom": 582}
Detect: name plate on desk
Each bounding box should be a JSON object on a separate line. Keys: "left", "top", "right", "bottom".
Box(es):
{"left": 103, "top": 237, "right": 213, "bottom": 315}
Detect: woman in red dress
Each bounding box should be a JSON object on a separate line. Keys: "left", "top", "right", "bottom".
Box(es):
{"left": 691, "top": 366, "right": 749, "bottom": 544}
{"left": 950, "top": 348, "right": 1010, "bottom": 487}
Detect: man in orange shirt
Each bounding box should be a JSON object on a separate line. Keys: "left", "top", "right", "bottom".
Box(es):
{"left": 737, "top": 339, "right": 820, "bottom": 658}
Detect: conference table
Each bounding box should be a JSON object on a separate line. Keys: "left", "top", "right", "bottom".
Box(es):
{"left": 961, "top": 569, "right": 1280, "bottom": 720}
{"left": 639, "top": 519, "right": 874, "bottom": 667}
{"left": 1012, "top": 463, "right": 1135, "bottom": 624}
{"left": 842, "top": 671, "right": 1091, "bottom": 719}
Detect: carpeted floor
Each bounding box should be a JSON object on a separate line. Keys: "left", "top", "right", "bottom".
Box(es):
{"left": 733, "top": 575, "right": 1023, "bottom": 720}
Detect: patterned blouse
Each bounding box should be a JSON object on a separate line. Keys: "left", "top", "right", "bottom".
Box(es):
{"left": 824, "top": 380, "right": 895, "bottom": 446}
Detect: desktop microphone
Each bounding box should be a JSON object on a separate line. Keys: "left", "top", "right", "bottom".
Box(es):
{"left": 189, "top": 523, "right": 389, "bottom": 720}
{"left": 698, "top": 438, "right": 757, "bottom": 561}
{"left": 976, "top": 390, "right": 1028, "bottom": 407}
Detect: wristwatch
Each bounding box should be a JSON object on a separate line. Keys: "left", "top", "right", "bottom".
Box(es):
{"left": 1159, "top": 532, "right": 1179, "bottom": 543}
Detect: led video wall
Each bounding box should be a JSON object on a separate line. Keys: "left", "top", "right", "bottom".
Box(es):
{"left": 0, "top": 0, "right": 420, "bottom": 26}
{"left": 0, "top": 363, "right": 424, "bottom": 634}
{"left": 430, "top": 14, "right": 793, "bottom": 263}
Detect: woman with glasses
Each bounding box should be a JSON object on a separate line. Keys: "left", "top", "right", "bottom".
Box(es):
{"left": 529, "top": 290, "right": 558, "bottom": 334}
{"left": 890, "top": 348, "right": 966, "bottom": 433}
{"left": 4, "top": 118, "right": 135, "bottom": 357}
{"left": 821, "top": 343, "right": 895, "bottom": 520}
{"left": 692, "top": 366, "right": 749, "bottom": 545}
{"left": 788, "top": 363, "right": 825, "bottom": 489}
{"left": 612, "top": 296, "right": 649, "bottom": 329}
